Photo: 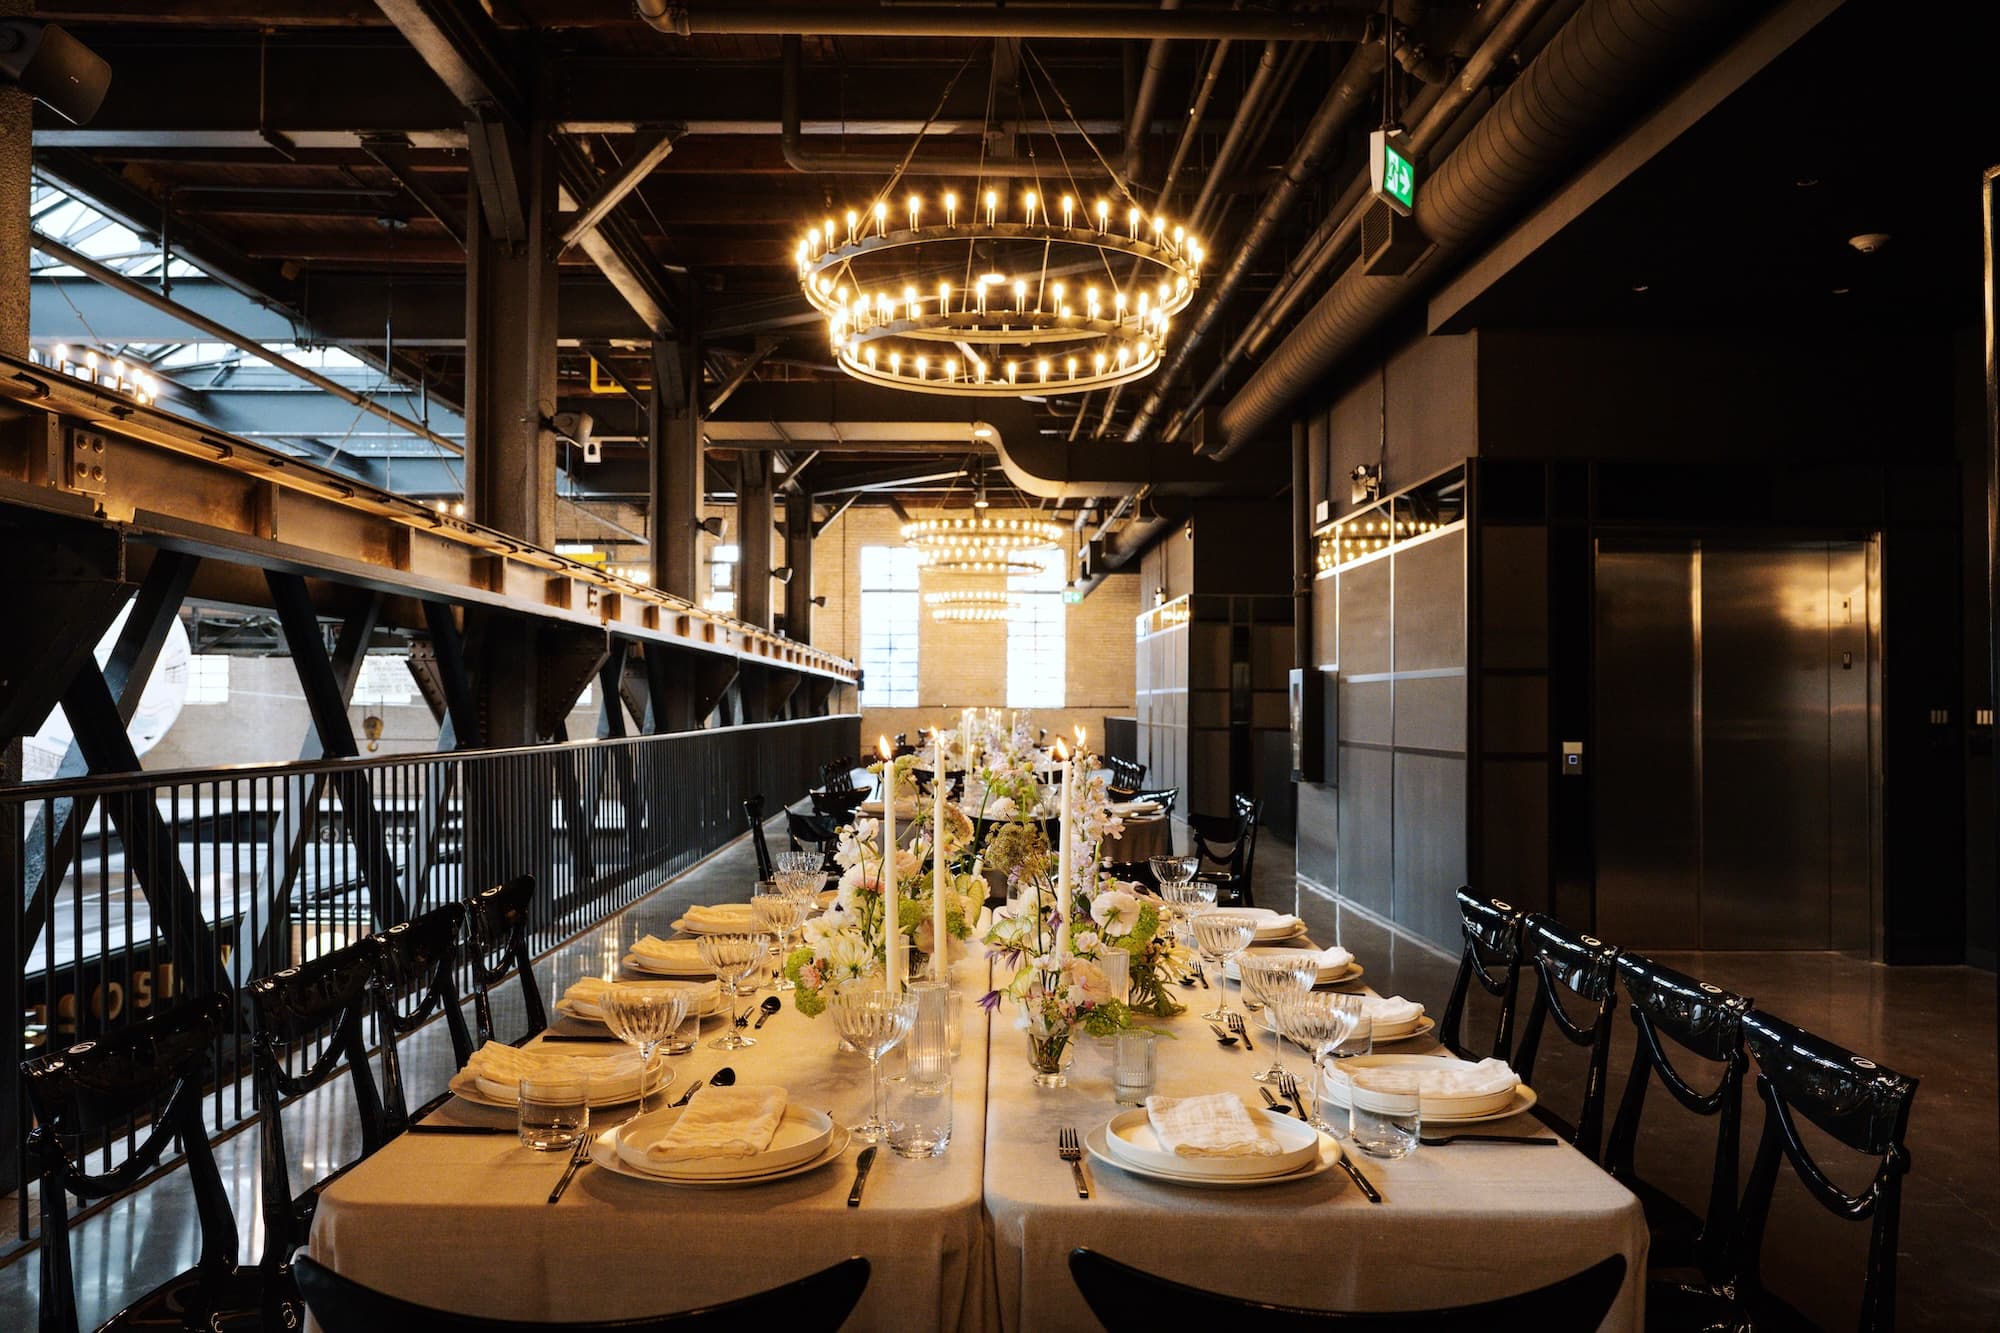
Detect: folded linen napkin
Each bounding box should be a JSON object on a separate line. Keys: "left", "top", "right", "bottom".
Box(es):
{"left": 679, "top": 902, "right": 758, "bottom": 931}
{"left": 629, "top": 935, "right": 708, "bottom": 969}
{"left": 561, "top": 976, "right": 719, "bottom": 1018}
{"left": 1144, "top": 1092, "right": 1284, "bottom": 1158}
{"left": 1110, "top": 800, "right": 1163, "bottom": 817}
{"left": 1359, "top": 995, "right": 1424, "bottom": 1030}
{"left": 1407, "top": 1057, "right": 1518, "bottom": 1099}
{"left": 644, "top": 1084, "right": 790, "bottom": 1162}
{"left": 460, "top": 1040, "right": 649, "bottom": 1101}
{"left": 1308, "top": 945, "right": 1354, "bottom": 972}
{"left": 1252, "top": 913, "right": 1301, "bottom": 934}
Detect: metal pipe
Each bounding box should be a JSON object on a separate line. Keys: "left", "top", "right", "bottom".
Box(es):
{"left": 779, "top": 34, "right": 1069, "bottom": 178}
{"left": 643, "top": 3, "right": 1372, "bottom": 41}
{"left": 1123, "top": 30, "right": 1385, "bottom": 443}
{"left": 1185, "top": 39, "right": 1283, "bottom": 232}
{"left": 1122, "top": 1, "right": 1184, "bottom": 183}
{"left": 1210, "top": 0, "right": 1753, "bottom": 458}
{"left": 29, "top": 231, "right": 463, "bottom": 456}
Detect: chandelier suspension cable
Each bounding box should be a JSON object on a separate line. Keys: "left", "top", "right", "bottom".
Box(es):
{"left": 1020, "top": 52, "right": 1124, "bottom": 299}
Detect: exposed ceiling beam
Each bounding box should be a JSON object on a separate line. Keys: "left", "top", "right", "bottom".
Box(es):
{"left": 704, "top": 340, "right": 777, "bottom": 415}
{"left": 558, "top": 125, "right": 684, "bottom": 255}
{"left": 360, "top": 132, "right": 467, "bottom": 248}
{"left": 815, "top": 463, "right": 970, "bottom": 495}
{"left": 371, "top": 0, "right": 525, "bottom": 119}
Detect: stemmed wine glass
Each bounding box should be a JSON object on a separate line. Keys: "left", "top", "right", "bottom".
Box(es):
{"left": 1235, "top": 952, "right": 1319, "bottom": 1083}
{"left": 1190, "top": 910, "right": 1257, "bottom": 1023}
{"left": 828, "top": 985, "right": 917, "bottom": 1143}
{"left": 753, "top": 886, "right": 808, "bottom": 990}
{"left": 1149, "top": 853, "right": 1199, "bottom": 893}
{"left": 697, "top": 934, "right": 763, "bottom": 1050}
{"left": 775, "top": 848, "right": 822, "bottom": 878}
{"left": 595, "top": 984, "right": 687, "bottom": 1113}
{"left": 1273, "top": 991, "right": 1365, "bottom": 1136}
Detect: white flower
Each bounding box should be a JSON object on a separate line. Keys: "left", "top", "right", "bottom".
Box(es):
{"left": 825, "top": 930, "right": 874, "bottom": 979}
{"left": 1089, "top": 888, "right": 1141, "bottom": 935}
{"left": 1073, "top": 930, "right": 1102, "bottom": 956}
{"left": 1064, "top": 959, "right": 1114, "bottom": 1008}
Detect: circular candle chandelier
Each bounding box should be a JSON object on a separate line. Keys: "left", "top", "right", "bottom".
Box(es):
{"left": 924, "top": 590, "right": 1018, "bottom": 623}
{"left": 793, "top": 51, "right": 1204, "bottom": 398}
{"left": 903, "top": 514, "right": 1064, "bottom": 575}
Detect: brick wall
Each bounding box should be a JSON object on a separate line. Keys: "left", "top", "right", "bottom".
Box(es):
{"left": 809, "top": 505, "right": 1138, "bottom": 747}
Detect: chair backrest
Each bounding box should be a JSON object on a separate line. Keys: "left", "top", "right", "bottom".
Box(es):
{"left": 294, "top": 1255, "right": 870, "bottom": 1331}
{"left": 1185, "top": 813, "right": 1247, "bottom": 879}
{"left": 1231, "top": 793, "right": 1264, "bottom": 876}
{"left": 375, "top": 902, "right": 473, "bottom": 1133}
{"left": 1101, "top": 860, "right": 1159, "bottom": 892}
{"left": 1132, "top": 787, "right": 1178, "bottom": 819}
{"left": 1734, "top": 1010, "right": 1917, "bottom": 1333}
{"left": 742, "top": 794, "right": 774, "bottom": 880}
{"left": 812, "top": 785, "right": 868, "bottom": 818}
{"left": 1603, "top": 952, "right": 1750, "bottom": 1281}
{"left": 25, "top": 992, "right": 237, "bottom": 1333}
{"left": 820, "top": 757, "right": 857, "bottom": 794}
{"left": 1513, "top": 914, "right": 1621, "bottom": 1161}
{"left": 1107, "top": 756, "right": 1146, "bottom": 798}
{"left": 786, "top": 809, "right": 842, "bottom": 859}
{"left": 1068, "top": 1248, "right": 1626, "bottom": 1331}
{"left": 1438, "top": 891, "right": 1527, "bottom": 1063}
{"left": 467, "top": 876, "right": 547, "bottom": 1046}
{"left": 246, "top": 937, "right": 388, "bottom": 1263}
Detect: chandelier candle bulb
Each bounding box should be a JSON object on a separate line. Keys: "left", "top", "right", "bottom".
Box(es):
{"left": 1129, "top": 206, "right": 1140, "bottom": 239}
{"left": 985, "top": 190, "right": 997, "bottom": 225}
{"left": 1061, "top": 194, "right": 1074, "bottom": 228}
{"left": 1023, "top": 191, "right": 1037, "bottom": 225}
{"left": 944, "top": 191, "right": 957, "bottom": 225}
{"left": 1096, "top": 199, "right": 1110, "bottom": 230}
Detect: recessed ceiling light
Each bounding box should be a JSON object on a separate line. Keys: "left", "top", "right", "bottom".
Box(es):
{"left": 1847, "top": 232, "right": 1891, "bottom": 254}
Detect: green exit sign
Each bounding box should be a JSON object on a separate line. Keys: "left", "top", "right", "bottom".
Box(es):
{"left": 1370, "top": 130, "right": 1416, "bottom": 216}
{"left": 1062, "top": 589, "right": 1084, "bottom": 604}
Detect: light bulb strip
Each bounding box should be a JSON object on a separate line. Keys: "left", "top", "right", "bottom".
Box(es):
{"left": 839, "top": 325, "right": 1162, "bottom": 397}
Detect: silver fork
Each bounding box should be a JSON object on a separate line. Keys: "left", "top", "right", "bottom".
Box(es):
{"left": 546, "top": 1131, "right": 593, "bottom": 1204}
{"left": 1225, "top": 1011, "right": 1254, "bottom": 1051}
{"left": 1275, "top": 1069, "right": 1308, "bottom": 1120}
{"left": 1058, "top": 1127, "right": 1090, "bottom": 1199}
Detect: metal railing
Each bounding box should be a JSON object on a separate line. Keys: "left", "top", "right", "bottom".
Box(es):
{"left": 1, "top": 714, "right": 858, "bottom": 1243}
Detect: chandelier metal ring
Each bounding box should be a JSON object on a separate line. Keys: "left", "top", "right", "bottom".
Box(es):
{"left": 924, "top": 589, "right": 1018, "bottom": 623}
{"left": 835, "top": 318, "right": 1163, "bottom": 396}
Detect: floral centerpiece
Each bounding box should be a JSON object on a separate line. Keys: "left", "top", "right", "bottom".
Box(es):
{"left": 783, "top": 798, "right": 983, "bottom": 1017}
{"left": 982, "top": 882, "right": 1132, "bottom": 1087}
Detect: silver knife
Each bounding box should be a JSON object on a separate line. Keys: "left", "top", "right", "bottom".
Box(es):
{"left": 1338, "top": 1154, "right": 1384, "bottom": 1204}
{"left": 846, "top": 1145, "right": 877, "bottom": 1207}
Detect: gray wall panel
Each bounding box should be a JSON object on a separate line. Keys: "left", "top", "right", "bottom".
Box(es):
{"left": 1393, "top": 674, "right": 1467, "bottom": 755}
{"left": 1394, "top": 752, "right": 1468, "bottom": 950}
{"left": 1392, "top": 532, "right": 1466, "bottom": 672}
{"left": 1481, "top": 526, "right": 1549, "bottom": 670}
{"left": 1480, "top": 758, "right": 1550, "bottom": 912}
{"left": 1297, "top": 780, "right": 1338, "bottom": 889}
{"left": 1339, "top": 679, "right": 1393, "bottom": 747}
{"left": 1338, "top": 561, "right": 1391, "bottom": 675}
{"left": 1337, "top": 744, "right": 1394, "bottom": 917}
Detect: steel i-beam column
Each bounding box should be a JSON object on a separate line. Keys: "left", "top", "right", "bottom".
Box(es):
{"left": 649, "top": 335, "right": 701, "bottom": 601}
{"left": 0, "top": 0, "right": 28, "bottom": 356}
{"left": 784, "top": 488, "right": 815, "bottom": 644}
{"left": 736, "top": 450, "right": 774, "bottom": 631}
{"left": 464, "top": 120, "right": 558, "bottom": 546}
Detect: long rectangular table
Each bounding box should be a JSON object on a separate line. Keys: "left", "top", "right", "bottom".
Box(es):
{"left": 308, "top": 944, "right": 1646, "bottom": 1330}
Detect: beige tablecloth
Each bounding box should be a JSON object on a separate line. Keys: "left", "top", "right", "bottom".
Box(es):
{"left": 1110, "top": 814, "right": 1173, "bottom": 864}
{"left": 981, "top": 964, "right": 1647, "bottom": 1331}
{"left": 308, "top": 985, "right": 992, "bottom": 1331}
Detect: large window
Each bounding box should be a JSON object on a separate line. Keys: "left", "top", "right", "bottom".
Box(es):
{"left": 1007, "top": 549, "right": 1066, "bottom": 708}
{"left": 859, "top": 545, "right": 920, "bottom": 706}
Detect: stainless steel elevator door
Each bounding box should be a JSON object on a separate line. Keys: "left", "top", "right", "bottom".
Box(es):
{"left": 1594, "top": 541, "right": 1875, "bottom": 951}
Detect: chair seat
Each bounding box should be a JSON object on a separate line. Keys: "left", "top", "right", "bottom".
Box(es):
{"left": 99, "top": 1263, "right": 274, "bottom": 1332}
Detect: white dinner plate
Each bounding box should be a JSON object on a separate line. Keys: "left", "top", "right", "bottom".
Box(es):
{"left": 586, "top": 1125, "right": 852, "bottom": 1188}
{"left": 614, "top": 1102, "right": 834, "bottom": 1180}
{"left": 451, "top": 1060, "right": 672, "bottom": 1110}
{"left": 624, "top": 949, "right": 714, "bottom": 978}
{"left": 1317, "top": 1053, "right": 1533, "bottom": 1121}
{"left": 1371, "top": 1015, "right": 1436, "bottom": 1044}
{"left": 1103, "top": 1106, "right": 1321, "bottom": 1179}
{"left": 554, "top": 986, "right": 724, "bottom": 1024}
{"left": 1084, "top": 1122, "right": 1344, "bottom": 1190}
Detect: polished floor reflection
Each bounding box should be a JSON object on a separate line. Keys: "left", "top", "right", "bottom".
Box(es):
{"left": 4, "top": 819, "right": 1994, "bottom": 1330}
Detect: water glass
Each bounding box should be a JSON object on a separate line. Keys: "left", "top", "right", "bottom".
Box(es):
{"left": 698, "top": 933, "right": 764, "bottom": 1050}
{"left": 595, "top": 983, "right": 686, "bottom": 1112}
{"left": 830, "top": 986, "right": 917, "bottom": 1143}
{"left": 517, "top": 1074, "right": 589, "bottom": 1151}
{"left": 902, "top": 980, "right": 954, "bottom": 1084}
{"left": 1191, "top": 911, "right": 1256, "bottom": 1022}
{"left": 662, "top": 999, "right": 701, "bottom": 1056}
{"left": 1349, "top": 1068, "right": 1421, "bottom": 1159}
{"left": 1098, "top": 948, "right": 1132, "bottom": 1005}
{"left": 885, "top": 1073, "right": 952, "bottom": 1158}
{"left": 1112, "top": 1029, "right": 1157, "bottom": 1106}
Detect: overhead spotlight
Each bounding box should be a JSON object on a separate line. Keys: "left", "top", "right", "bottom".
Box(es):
{"left": 772, "top": 565, "right": 795, "bottom": 584}
{"left": 1350, "top": 464, "right": 1382, "bottom": 506}
{"left": 0, "top": 22, "right": 109, "bottom": 125}
{"left": 973, "top": 485, "right": 990, "bottom": 510}
{"left": 697, "top": 515, "right": 727, "bottom": 538}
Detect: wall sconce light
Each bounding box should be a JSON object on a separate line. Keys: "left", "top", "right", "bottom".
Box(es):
{"left": 809, "top": 595, "right": 828, "bottom": 608}
{"left": 772, "top": 566, "right": 795, "bottom": 584}
{"left": 697, "top": 515, "right": 727, "bottom": 538}
{"left": 1351, "top": 464, "right": 1382, "bottom": 505}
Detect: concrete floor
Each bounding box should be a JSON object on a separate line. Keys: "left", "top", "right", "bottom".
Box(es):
{"left": 4, "top": 820, "right": 1994, "bottom": 1330}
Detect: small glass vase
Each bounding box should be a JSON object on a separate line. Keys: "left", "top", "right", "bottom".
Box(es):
{"left": 1026, "top": 1027, "right": 1073, "bottom": 1089}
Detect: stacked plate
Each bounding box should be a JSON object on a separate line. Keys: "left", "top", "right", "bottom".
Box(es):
{"left": 1218, "top": 908, "right": 1308, "bottom": 944}
{"left": 589, "top": 1103, "right": 849, "bottom": 1188}
{"left": 1361, "top": 996, "right": 1433, "bottom": 1044}
{"left": 1108, "top": 800, "right": 1164, "bottom": 818}
{"left": 671, "top": 902, "right": 761, "bottom": 935}
{"left": 1085, "top": 1108, "right": 1342, "bottom": 1189}
{"left": 1318, "top": 1054, "right": 1536, "bottom": 1124}
{"left": 554, "top": 978, "right": 723, "bottom": 1025}
{"left": 625, "top": 936, "right": 712, "bottom": 977}
{"left": 1224, "top": 946, "right": 1362, "bottom": 987}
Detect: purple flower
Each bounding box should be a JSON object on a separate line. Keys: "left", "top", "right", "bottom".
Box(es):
{"left": 977, "top": 989, "right": 1004, "bottom": 1013}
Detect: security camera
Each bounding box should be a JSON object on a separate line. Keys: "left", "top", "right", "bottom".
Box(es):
{"left": 550, "top": 410, "right": 597, "bottom": 461}
{"left": 0, "top": 23, "right": 110, "bottom": 126}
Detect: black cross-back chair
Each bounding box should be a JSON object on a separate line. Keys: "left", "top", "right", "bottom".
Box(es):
{"left": 294, "top": 1255, "right": 871, "bottom": 1332}
{"left": 1655, "top": 1011, "right": 1917, "bottom": 1333}
{"left": 468, "top": 876, "right": 548, "bottom": 1047}
{"left": 1603, "top": 953, "right": 1751, "bottom": 1285}
{"left": 910, "top": 768, "right": 966, "bottom": 800}
{"left": 786, "top": 809, "right": 842, "bottom": 868}
{"left": 25, "top": 992, "right": 259, "bottom": 1333}
{"left": 246, "top": 937, "right": 391, "bottom": 1319}
{"left": 1511, "top": 914, "right": 1621, "bottom": 1162}
{"left": 1068, "top": 1249, "right": 1628, "bottom": 1331}
{"left": 811, "top": 784, "right": 868, "bottom": 818}
{"left": 1438, "top": 891, "right": 1528, "bottom": 1062}
{"left": 820, "top": 757, "right": 858, "bottom": 794}
{"left": 1187, "top": 811, "right": 1253, "bottom": 907}
{"left": 742, "top": 794, "right": 775, "bottom": 880}
{"left": 1102, "top": 860, "right": 1159, "bottom": 892}
{"left": 376, "top": 901, "right": 473, "bottom": 1134}
{"left": 1106, "top": 756, "right": 1146, "bottom": 801}
{"left": 1132, "top": 786, "right": 1179, "bottom": 819}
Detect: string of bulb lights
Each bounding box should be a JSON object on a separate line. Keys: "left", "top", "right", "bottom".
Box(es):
{"left": 34, "top": 344, "right": 160, "bottom": 404}
{"left": 795, "top": 45, "right": 1205, "bottom": 399}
